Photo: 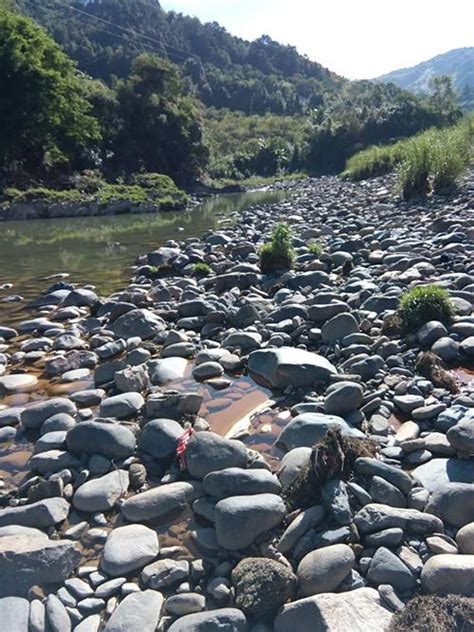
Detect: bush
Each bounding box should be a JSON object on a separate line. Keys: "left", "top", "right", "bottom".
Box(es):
{"left": 193, "top": 262, "right": 211, "bottom": 276}
{"left": 259, "top": 223, "right": 295, "bottom": 273}
{"left": 399, "top": 285, "right": 455, "bottom": 331}
{"left": 344, "top": 116, "right": 473, "bottom": 198}
{"left": 308, "top": 242, "right": 324, "bottom": 256}
{"left": 389, "top": 594, "right": 474, "bottom": 632}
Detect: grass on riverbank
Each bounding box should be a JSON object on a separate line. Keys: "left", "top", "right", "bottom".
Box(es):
{"left": 344, "top": 117, "right": 474, "bottom": 198}
{"left": 1, "top": 173, "right": 188, "bottom": 211}
{"left": 203, "top": 172, "right": 308, "bottom": 191}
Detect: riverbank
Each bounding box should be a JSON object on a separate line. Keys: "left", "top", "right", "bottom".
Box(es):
{"left": 0, "top": 173, "right": 305, "bottom": 222}
{"left": 0, "top": 172, "right": 473, "bottom": 630}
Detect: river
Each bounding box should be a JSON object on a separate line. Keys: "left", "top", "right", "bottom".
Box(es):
{"left": 0, "top": 190, "right": 289, "bottom": 327}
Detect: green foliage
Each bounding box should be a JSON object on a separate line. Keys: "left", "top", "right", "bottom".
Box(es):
{"left": 344, "top": 117, "right": 473, "bottom": 197}
{"left": 193, "top": 262, "right": 212, "bottom": 276}
{"left": 3, "top": 172, "right": 188, "bottom": 211}
{"left": 111, "top": 54, "right": 208, "bottom": 183}
{"left": 399, "top": 285, "right": 455, "bottom": 331}
{"left": 260, "top": 224, "right": 295, "bottom": 273}
{"left": 0, "top": 6, "right": 101, "bottom": 176}
{"left": 308, "top": 242, "right": 324, "bottom": 256}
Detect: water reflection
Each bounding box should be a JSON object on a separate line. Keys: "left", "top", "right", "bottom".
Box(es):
{"left": 0, "top": 190, "right": 289, "bottom": 326}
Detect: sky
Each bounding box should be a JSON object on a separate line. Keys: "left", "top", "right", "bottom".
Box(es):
{"left": 161, "top": 0, "right": 474, "bottom": 79}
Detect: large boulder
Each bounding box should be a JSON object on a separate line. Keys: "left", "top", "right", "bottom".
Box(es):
{"left": 421, "top": 554, "right": 474, "bottom": 596}
{"left": 274, "top": 587, "right": 392, "bottom": 632}
{"left": 101, "top": 525, "right": 159, "bottom": 577}
{"left": 111, "top": 309, "right": 166, "bottom": 340}
{"left": 214, "top": 493, "right": 286, "bottom": 550}
{"left": 121, "top": 481, "right": 204, "bottom": 523}
{"left": 0, "top": 534, "right": 79, "bottom": 597}
{"left": 297, "top": 544, "right": 354, "bottom": 596}
{"left": 425, "top": 482, "right": 474, "bottom": 528}
{"left": 248, "top": 347, "right": 336, "bottom": 389}
{"left": 276, "top": 413, "right": 364, "bottom": 451}
{"left": 103, "top": 590, "right": 163, "bottom": 632}
{"left": 185, "top": 432, "right": 247, "bottom": 480}
{"left": 67, "top": 420, "right": 136, "bottom": 459}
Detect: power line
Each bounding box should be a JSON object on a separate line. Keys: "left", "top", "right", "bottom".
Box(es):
{"left": 27, "top": 0, "right": 197, "bottom": 64}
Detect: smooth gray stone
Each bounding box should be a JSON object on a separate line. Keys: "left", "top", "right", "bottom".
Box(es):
{"left": 248, "top": 347, "right": 336, "bottom": 389}
{"left": 278, "top": 506, "right": 326, "bottom": 554}
{"left": 185, "top": 432, "right": 248, "bottom": 480}
{"left": 138, "top": 418, "right": 183, "bottom": 461}
{"left": 167, "top": 608, "right": 247, "bottom": 632}
{"left": 148, "top": 357, "right": 187, "bottom": 385}
{"left": 121, "top": 481, "right": 204, "bottom": 522}
{"left": 412, "top": 457, "right": 474, "bottom": 492}
{"left": 324, "top": 381, "right": 363, "bottom": 415}
{"left": 0, "top": 596, "right": 30, "bottom": 632}
{"left": 215, "top": 493, "right": 286, "bottom": 550}
{"left": 278, "top": 447, "right": 311, "bottom": 488}
{"left": 74, "top": 615, "right": 101, "bottom": 632}
{"left": 111, "top": 309, "right": 166, "bottom": 340}
{"left": 354, "top": 458, "right": 412, "bottom": 495}
{"left": 297, "top": 544, "right": 354, "bottom": 596}
{"left": 421, "top": 554, "right": 474, "bottom": 596}
{"left": 45, "top": 594, "right": 71, "bottom": 632}
{"left": 141, "top": 559, "right": 189, "bottom": 590}
{"left": 354, "top": 503, "right": 443, "bottom": 534}
{"left": 99, "top": 393, "right": 144, "bottom": 419}
{"left": 101, "top": 524, "right": 159, "bottom": 576}
{"left": 67, "top": 420, "right": 136, "bottom": 459}
{"left": 103, "top": 590, "right": 163, "bottom": 632}
{"left": 203, "top": 467, "right": 281, "bottom": 498}
{"left": 274, "top": 587, "right": 392, "bottom": 632}
{"left": 425, "top": 482, "right": 474, "bottom": 528}
{"left": 21, "top": 398, "right": 76, "bottom": 430}
{"left": 276, "top": 413, "right": 364, "bottom": 451}
{"left": 367, "top": 547, "right": 416, "bottom": 592}
{"left": 29, "top": 599, "right": 45, "bottom": 632}
{"left": 73, "top": 470, "right": 129, "bottom": 512}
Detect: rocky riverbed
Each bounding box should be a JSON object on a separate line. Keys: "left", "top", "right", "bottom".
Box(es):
{"left": 0, "top": 172, "right": 473, "bottom": 631}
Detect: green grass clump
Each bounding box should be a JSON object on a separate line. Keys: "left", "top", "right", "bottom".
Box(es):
{"left": 260, "top": 223, "right": 295, "bottom": 273}
{"left": 399, "top": 285, "right": 455, "bottom": 331}
{"left": 308, "top": 242, "right": 324, "bottom": 256}
{"left": 344, "top": 116, "right": 473, "bottom": 199}
{"left": 193, "top": 262, "right": 212, "bottom": 276}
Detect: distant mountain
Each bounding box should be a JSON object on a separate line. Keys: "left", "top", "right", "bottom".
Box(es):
{"left": 377, "top": 48, "right": 474, "bottom": 110}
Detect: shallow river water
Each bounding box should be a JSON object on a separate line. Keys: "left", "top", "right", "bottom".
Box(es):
{"left": 0, "top": 190, "right": 288, "bottom": 327}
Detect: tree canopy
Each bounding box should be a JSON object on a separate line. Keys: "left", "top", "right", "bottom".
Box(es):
{"left": 0, "top": 4, "right": 100, "bottom": 176}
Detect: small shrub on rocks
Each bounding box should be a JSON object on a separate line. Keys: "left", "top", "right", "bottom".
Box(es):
{"left": 260, "top": 223, "right": 295, "bottom": 273}
{"left": 231, "top": 557, "right": 297, "bottom": 621}
{"left": 308, "top": 242, "right": 324, "bottom": 256}
{"left": 193, "top": 262, "right": 212, "bottom": 276}
{"left": 399, "top": 285, "right": 455, "bottom": 331}
{"left": 389, "top": 594, "right": 474, "bottom": 632}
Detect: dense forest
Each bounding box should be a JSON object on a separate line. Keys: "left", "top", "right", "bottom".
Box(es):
{"left": 0, "top": 0, "right": 463, "bottom": 194}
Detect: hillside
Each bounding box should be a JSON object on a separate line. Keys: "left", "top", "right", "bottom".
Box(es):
{"left": 15, "top": 0, "right": 430, "bottom": 120}
{"left": 378, "top": 47, "right": 474, "bottom": 110}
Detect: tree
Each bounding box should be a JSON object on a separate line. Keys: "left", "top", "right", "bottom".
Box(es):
{"left": 112, "top": 53, "right": 209, "bottom": 182}
{"left": 0, "top": 5, "right": 101, "bottom": 176}
{"left": 428, "top": 75, "right": 461, "bottom": 123}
